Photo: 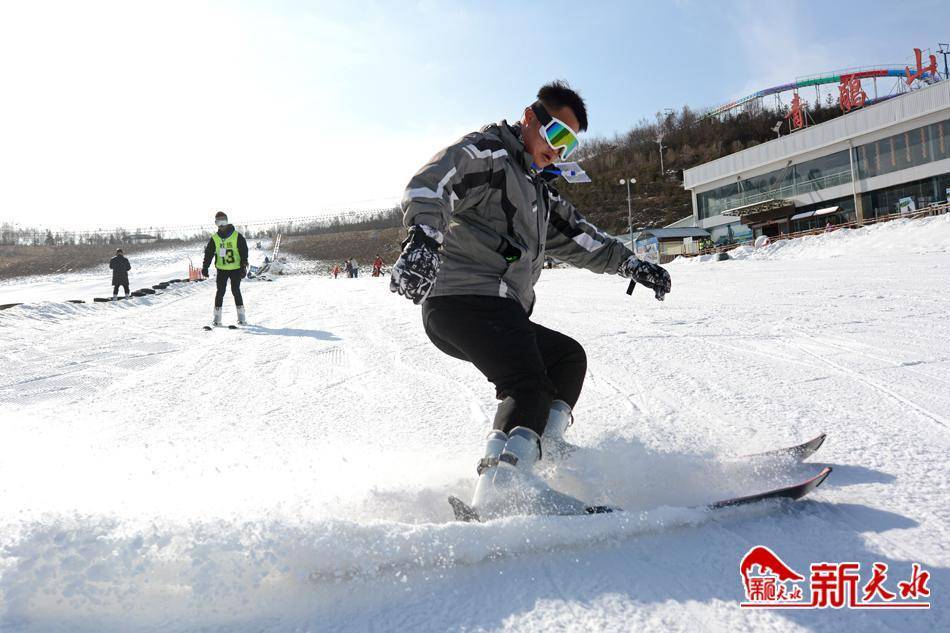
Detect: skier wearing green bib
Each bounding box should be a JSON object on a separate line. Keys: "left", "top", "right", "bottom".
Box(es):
{"left": 201, "top": 211, "right": 249, "bottom": 326}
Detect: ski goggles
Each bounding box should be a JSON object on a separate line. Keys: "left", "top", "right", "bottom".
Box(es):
{"left": 215, "top": 217, "right": 229, "bottom": 227}
{"left": 531, "top": 101, "right": 580, "bottom": 160}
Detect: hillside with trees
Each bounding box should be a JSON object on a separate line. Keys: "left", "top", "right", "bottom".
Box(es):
{"left": 561, "top": 100, "right": 849, "bottom": 234}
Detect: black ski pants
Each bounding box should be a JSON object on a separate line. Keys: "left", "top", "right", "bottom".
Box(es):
{"left": 422, "top": 295, "right": 587, "bottom": 436}
{"left": 112, "top": 282, "right": 129, "bottom": 296}
{"left": 214, "top": 268, "right": 244, "bottom": 308}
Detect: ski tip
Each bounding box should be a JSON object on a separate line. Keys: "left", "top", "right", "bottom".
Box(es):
{"left": 228, "top": 325, "right": 238, "bottom": 329}
{"left": 790, "top": 432, "right": 827, "bottom": 461}
{"left": 810, "top": 465, "right": 833, "bottom": 487}
{"left": 448, "top": 495, "right": 481, "bottom": 523}
{"left": 787, "top": 466, "right": 833, "bottom": 502}
{"left": 202, "top": 325, "right": 213, "bottom": 331}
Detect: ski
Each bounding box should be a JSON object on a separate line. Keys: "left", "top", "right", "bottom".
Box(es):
{"left": 739, "top": 433, "right": 826, "bottom": 462}
{"left": 709, "top": 466, "right": 832, "bottom": 509}
{"left": 448, "top": 496, "right": 481, "bottom": 522}
{"left": 203, "top": 325, "right": 239, "bottom": 331}
{"left": 448, "top": 466, "right": 832, "bottom": 523}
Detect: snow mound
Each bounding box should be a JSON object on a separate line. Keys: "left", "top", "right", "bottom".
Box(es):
{"left": 675, "top": 214, "right": 950, "bottom": 265}
{"left": 0, "top": 431, "right": 804, "bottom": 631}
{"left": 1, "top": 505, "right": 729, "bottom": 630}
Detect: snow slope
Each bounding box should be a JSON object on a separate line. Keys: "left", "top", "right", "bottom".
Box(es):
{"left": 0, "top": 240, "right": 277, "bottom": 306}
{"left": 1, "top": 216, "right": 949, "bottom": 632}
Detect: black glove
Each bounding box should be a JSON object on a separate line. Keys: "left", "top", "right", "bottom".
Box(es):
{"left": 201, "top": 268, "right": 209, "bottom": 278}
{"left": 390, "top": 225, "right": 443, "bottom": 304}
{"left": 619, "top": 255, "right": 671, "bottom": 301}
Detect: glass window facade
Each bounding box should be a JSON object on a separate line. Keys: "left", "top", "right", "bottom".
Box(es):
{"left": 855, "top": 119, "right": 950, "bottom": 179}
{"left": 861, "top": 175, "right": 948, "bottom": 218}
{"left": 789, "top": 196, "right": 856, "bottom": 232}
{"left": 697, "top": 117, "right": 950, "bottom": 221}
{"left": 697, "top": 150, "right": 853, "bottom": 220}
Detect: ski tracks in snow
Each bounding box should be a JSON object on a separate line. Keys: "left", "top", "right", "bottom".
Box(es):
{"left": 3, "top": 229, "right": 950, "bottom": 632}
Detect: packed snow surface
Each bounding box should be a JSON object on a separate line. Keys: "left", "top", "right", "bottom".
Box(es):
{"left": 1, "top": 216, "right": 949, "bottom": 632}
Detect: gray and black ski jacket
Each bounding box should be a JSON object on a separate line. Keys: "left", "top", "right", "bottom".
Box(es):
{"left": 402, "top": 120, "right": 632, "bottom": 314}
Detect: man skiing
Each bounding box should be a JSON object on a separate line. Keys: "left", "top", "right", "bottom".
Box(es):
{"left": 390, "top": 81, "right": 671, "bottom": 518}
{"left": 201, "top": 211, "right": 249, "bottom": 326}
{"left": 109, "top": 248, "right": 131, "bottom": 300}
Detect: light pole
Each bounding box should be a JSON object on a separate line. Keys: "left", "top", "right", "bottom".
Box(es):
{"left": 656, "top": 133, "right": 665, "bottom": 177}
{"left": 619, "top": 177, "right": 636, "bottom": 249}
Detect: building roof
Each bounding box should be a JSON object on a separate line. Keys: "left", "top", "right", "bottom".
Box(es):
{"left": 683, "top": 79, "right": 950, "bottom": 191}
{"left": 721, "top": 198, "right": 793, "bottom": 217}
{"left": 664, "top": 215, "right": 697, "bottom": 228}
{"left": 637, "top": 227, "right": 710, "bottom": 240}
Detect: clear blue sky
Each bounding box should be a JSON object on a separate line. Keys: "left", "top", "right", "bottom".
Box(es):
{"left": 1, "top": 0, "right": 948, "bottom": 227}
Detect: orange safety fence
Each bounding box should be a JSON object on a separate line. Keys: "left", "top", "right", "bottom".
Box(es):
{"left": 187, "top": 261, "right": 204, "bottom": 281}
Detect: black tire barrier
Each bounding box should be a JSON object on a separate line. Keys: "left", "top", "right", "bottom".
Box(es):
{"left": 153, "top": 283, "right": 169, "bottom": 289}
{"left": 136, "top": 288, "right": 156, "bottom": 295}
{"left": 67, "top": 299, "right": 85, "bottom": 304}
{"left": 0, "top": 303, "right": 22, "bottom": 310}
{"left": 717, "top": 252, "right": 731, "bottom": 261}
{"left": 93, "top": 297, "right": 112, "bottom": 302}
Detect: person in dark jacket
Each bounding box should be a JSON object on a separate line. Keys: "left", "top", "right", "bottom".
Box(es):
{"left": 201, "top": 211, "right": 249, "bottom": 326}
{"left": 390, "top": 81, "right": 671, "bottom": 518}
{"left": 109, "top": 249, "right": 131, "bottom": 300}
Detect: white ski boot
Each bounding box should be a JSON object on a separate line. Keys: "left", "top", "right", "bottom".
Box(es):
{"left": 213, "top": 307, "right": 223, "bottom": 327}
{"left": 541, "top": 400, "right": 580, "bottom": 462}
{"left": 477, "top": 426, "right": 589, "bottom": 518}
{"left": 236, "top": 305, "right": 247, "bottom": 325}
{"left": 470, "top": 429, "right": 508, "bottom": 509}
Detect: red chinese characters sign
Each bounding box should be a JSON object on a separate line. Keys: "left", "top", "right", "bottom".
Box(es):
{"left": 839, "top": 75, "right": 867, "bottom": 113}
{"left": 906, "top": 47, "right": 938, "bottom": 86}
{"left": 786, "top": 93, "right": 805, "bottom": 131}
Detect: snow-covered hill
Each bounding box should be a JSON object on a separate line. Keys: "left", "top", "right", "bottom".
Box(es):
{"left": 1, "top": 216, "right": 948, "bottom": 632}
{"left": 0, "top": 240, "right": 278, "bottom": 306}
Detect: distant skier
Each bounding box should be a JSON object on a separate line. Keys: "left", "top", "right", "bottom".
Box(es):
{"left": 201, "top": 211, "right": 249, "bottom": 326}
{"left": 109, "top": 248, "right": 131, "bottom": 300}
{"left": 350, "top": 258, "right": 359, "bottom": 278}
{"left": 390, "top": 81, "right": 671, "bottom": 518}
{"left": 372, "top": 254, "right": 384, "bottom": 277}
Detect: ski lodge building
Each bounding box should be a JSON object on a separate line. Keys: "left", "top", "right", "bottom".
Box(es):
{"left": 683, "top": 79, "right": 950, "bottom": 243}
